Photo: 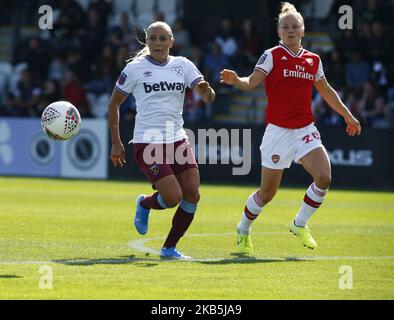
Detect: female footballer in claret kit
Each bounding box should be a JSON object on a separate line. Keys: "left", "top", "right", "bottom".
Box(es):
{"left": 108, "top": 21, "right": 215, "bottom": 259}
{"left": 220, "top": 2, "right": 361, "bottom": 253}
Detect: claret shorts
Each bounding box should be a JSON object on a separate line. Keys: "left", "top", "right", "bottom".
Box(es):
{"left": 133, "top": 139, "right": 198, "bottom": 185}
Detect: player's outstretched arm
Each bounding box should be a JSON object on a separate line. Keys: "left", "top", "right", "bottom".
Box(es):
{"left": 314, "top": 78, "right": 361, "bottom": 136}
{"left": 194, "top": 80, "right": 216, "bottom": 103}
{"left": 220, "top": 69, "right": 266, "bottom": 91}
{"left": 108, "top": 89, "right": 127, "bottom": 167}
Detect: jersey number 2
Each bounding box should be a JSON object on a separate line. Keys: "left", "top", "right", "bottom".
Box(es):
{"left": 303, "top": 131, "right": 320, "bottom": 144}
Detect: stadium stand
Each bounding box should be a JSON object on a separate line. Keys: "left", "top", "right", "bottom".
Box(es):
{"left": 0, "top": 0, "right": 392, "bottom": 128}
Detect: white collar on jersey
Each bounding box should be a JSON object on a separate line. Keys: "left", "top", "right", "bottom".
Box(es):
{"left": 279, "top": 41, "right": 304, "bottom": 57}
{"left": 145, "top": 55, "right": 171, "bottom": 66}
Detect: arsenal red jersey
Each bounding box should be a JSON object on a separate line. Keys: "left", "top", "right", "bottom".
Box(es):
{"left": 255, "top": 42, "right": 325, "bottom": 129}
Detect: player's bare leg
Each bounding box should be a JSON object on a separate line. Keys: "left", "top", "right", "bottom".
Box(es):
{"left": 290, "top": 147, "right": 331, "bottom": 249}
{"left": 237, "top": 167, "right": 283, "bottom": 254}
{"left": 300, "top": 147, "right": 332, "bottom": 190}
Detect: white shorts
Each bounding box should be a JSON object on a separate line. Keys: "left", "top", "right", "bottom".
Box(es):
{"left": 260, "top": 123, "right": 324, "bottom": 169}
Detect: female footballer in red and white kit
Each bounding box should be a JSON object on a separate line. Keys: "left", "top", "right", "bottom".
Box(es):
{"left": 220, "top": 2, "right": 361, "bottom": 253}
{"left": 108, "top": 21, "right": 215, "bottom": 259}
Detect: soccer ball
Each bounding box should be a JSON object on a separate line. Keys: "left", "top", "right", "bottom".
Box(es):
{"left": 41, "top": 101, "right": 81, "bottom": 141}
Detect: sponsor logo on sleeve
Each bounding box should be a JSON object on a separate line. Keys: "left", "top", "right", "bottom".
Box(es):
{"left": 258, "top": 53, "right": 268, "bottom": 65}
{"left": 117, "top": 72, "right": 127, "bottom": 85}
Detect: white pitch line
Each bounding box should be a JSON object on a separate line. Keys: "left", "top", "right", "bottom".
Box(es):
{"left": 0, "top": 260, "right": 53, "bottom": 265}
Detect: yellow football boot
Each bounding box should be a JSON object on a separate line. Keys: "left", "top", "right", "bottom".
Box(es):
{"left": 289, "top": 220, "right": 317, "bottom": 249}
{"left": 237, "top": 230, "right": 254, "bottom": 254}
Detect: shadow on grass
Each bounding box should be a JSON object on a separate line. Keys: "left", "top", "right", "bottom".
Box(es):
{"left": 53, "top": 254, "right": 313, "bottom": 266}
{"left": 53, "top": 255, "right": 159, "bottom": 267}
{"left": 195, "top": 253, "right": 312, "bottom": 265}
{"left": 0, "top": 275, "right": 22, "bottom": 279}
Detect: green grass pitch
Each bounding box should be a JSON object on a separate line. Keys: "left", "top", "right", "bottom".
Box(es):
{"left": 0, "top": 176, "right": 393, "bottom": 299}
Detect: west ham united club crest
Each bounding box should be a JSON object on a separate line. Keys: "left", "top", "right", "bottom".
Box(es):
{"left": 149, "top": 164, "right": 159, "bottom": 175}
{"left": 173, "top": 67, "right": 183, "bottom": 77}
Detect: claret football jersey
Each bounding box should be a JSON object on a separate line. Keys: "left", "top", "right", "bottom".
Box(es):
{"left": 116, "top": 55, "right": 203, "bottom": 143}
{"left": 255, "top": 42, "right": 325, "bottom": 129}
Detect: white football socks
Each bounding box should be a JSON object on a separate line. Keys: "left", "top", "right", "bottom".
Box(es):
{"left": 238, "top": 191, "right": 264, "bottom": 235}
{"left": 294, "top": 182, "right": 328, "bottom": 227}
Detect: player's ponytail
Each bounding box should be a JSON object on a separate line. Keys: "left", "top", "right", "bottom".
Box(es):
{"left": 126, "top": 21, "right": 174, "bottom": 63}
{"left": 126, "top": 44, "right": 149, "bottom": 63}
{"left": 278, "top": 2, "right": 304, "bottom": 30}
{"left": 126, "top": 32, "right": 150, "bottom": 63}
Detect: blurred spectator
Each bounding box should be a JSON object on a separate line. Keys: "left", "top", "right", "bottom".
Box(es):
{"left": 238, "top": 18, "right": 262, "bottom": 71}
{"left": 346, "top": 51, "right": 370, "bottom": 90}
{"left": 203, "top": 42, "right": 230, "bottom": 89}
{"left": 371, "top": 60, "right": 389, "bottom": 89}
{"left": 88, "top": 0, "right": 112, "bottom": 28}
{"left": 388, "top": 86, "right": 394, "bottom": 106}
{"left": 356, "top": 21, "right": 372, "bottom": 50}
{"left": 324, "top": 49, "right": 346, "bottom": 89}
{"left": 62, "top": 69, "right": 91, "bottom": 118}
{"left": 97, "top": 45, "right": 117, "bottom": 77}
{"left": 119, "top": 94, "right": 136, "bottom": 121}
{"left": 154, "top": 11, "right": 166, "bottom": 23}
{"left": 184, "top": 88, "right": 205, "bottom": 123}
{"left": 313, "top": 92, "right": 342, "bottom": 126}
{"left": 53, "top": 0, "right": 85, "bottom": 39}
{"left": 172, "top": 19, "right": 191, "bottom": 56}
{"left": 345, "top": 91, "right": 362, "bottom": 121}
{"left": 79, "top": 7, "right": 106, "bottom": 64}
{"left": 335, "top": 29, "right": 361, "bottom": 62}
{"left": 360, "top": 0, "right": 386, "bottom": 23}
{"left": 14, "top": 69, "right": 41, "bottom": 117}
{"left": 214, "top": 17, "right": 238, "bottom": 59}
{"left": 0, "top": 93, "right": 17, "bottom": 116}
{"left": 84, "top": 64, "right": 114, "bottom": 96}
{"left": 363, "top": 95, "right": 391, "bottom": 128}
{"left": 108, "top": 12, "right": 134, "bottom": 52}
{"left": 48, "top": 54, "right": 67, "bottom": 82}
{"left": 23, "top": 37, "right": 50, "bottom": 82}
{"left": 187, "top": 46, "right": 203, "bottom": 71}
{"left": 359, "top": 81, "right": 378, "bottom": 126}
{"left": 382, "top": 0, "right": 394, "bottom": 31}
{"left": 65, "top": 49, "right": 90, "bottom": 82}
{"left": 116, "top": 45, "right": 131, "bottom": 72}
{"left": 53, "top": 0, "right": 86, "bottom": 39}
{"left": 368, "top": 20, "right": 391, "bottom": 64}
{"left": 37, "top": 80, "right": 61, "bottom": 114}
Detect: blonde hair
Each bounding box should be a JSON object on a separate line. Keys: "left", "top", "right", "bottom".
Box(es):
{"left": 278, "top": 2, "right": 304, "bottom": 30}
{"left": 126, "top": 21, "right": 174, "bottom": 62}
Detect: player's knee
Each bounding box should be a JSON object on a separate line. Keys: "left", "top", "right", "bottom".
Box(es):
{"left": 183, "top": 190, "right": 200, "bottom": 204}
{"left": 163, "top": 192, "right": 183, "bottom": 208}
{"left": 315, "top": 173, "right": 331, "bottom": 189}
{"left": 258, "top": 189, "right": 276, "bottom": 204}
